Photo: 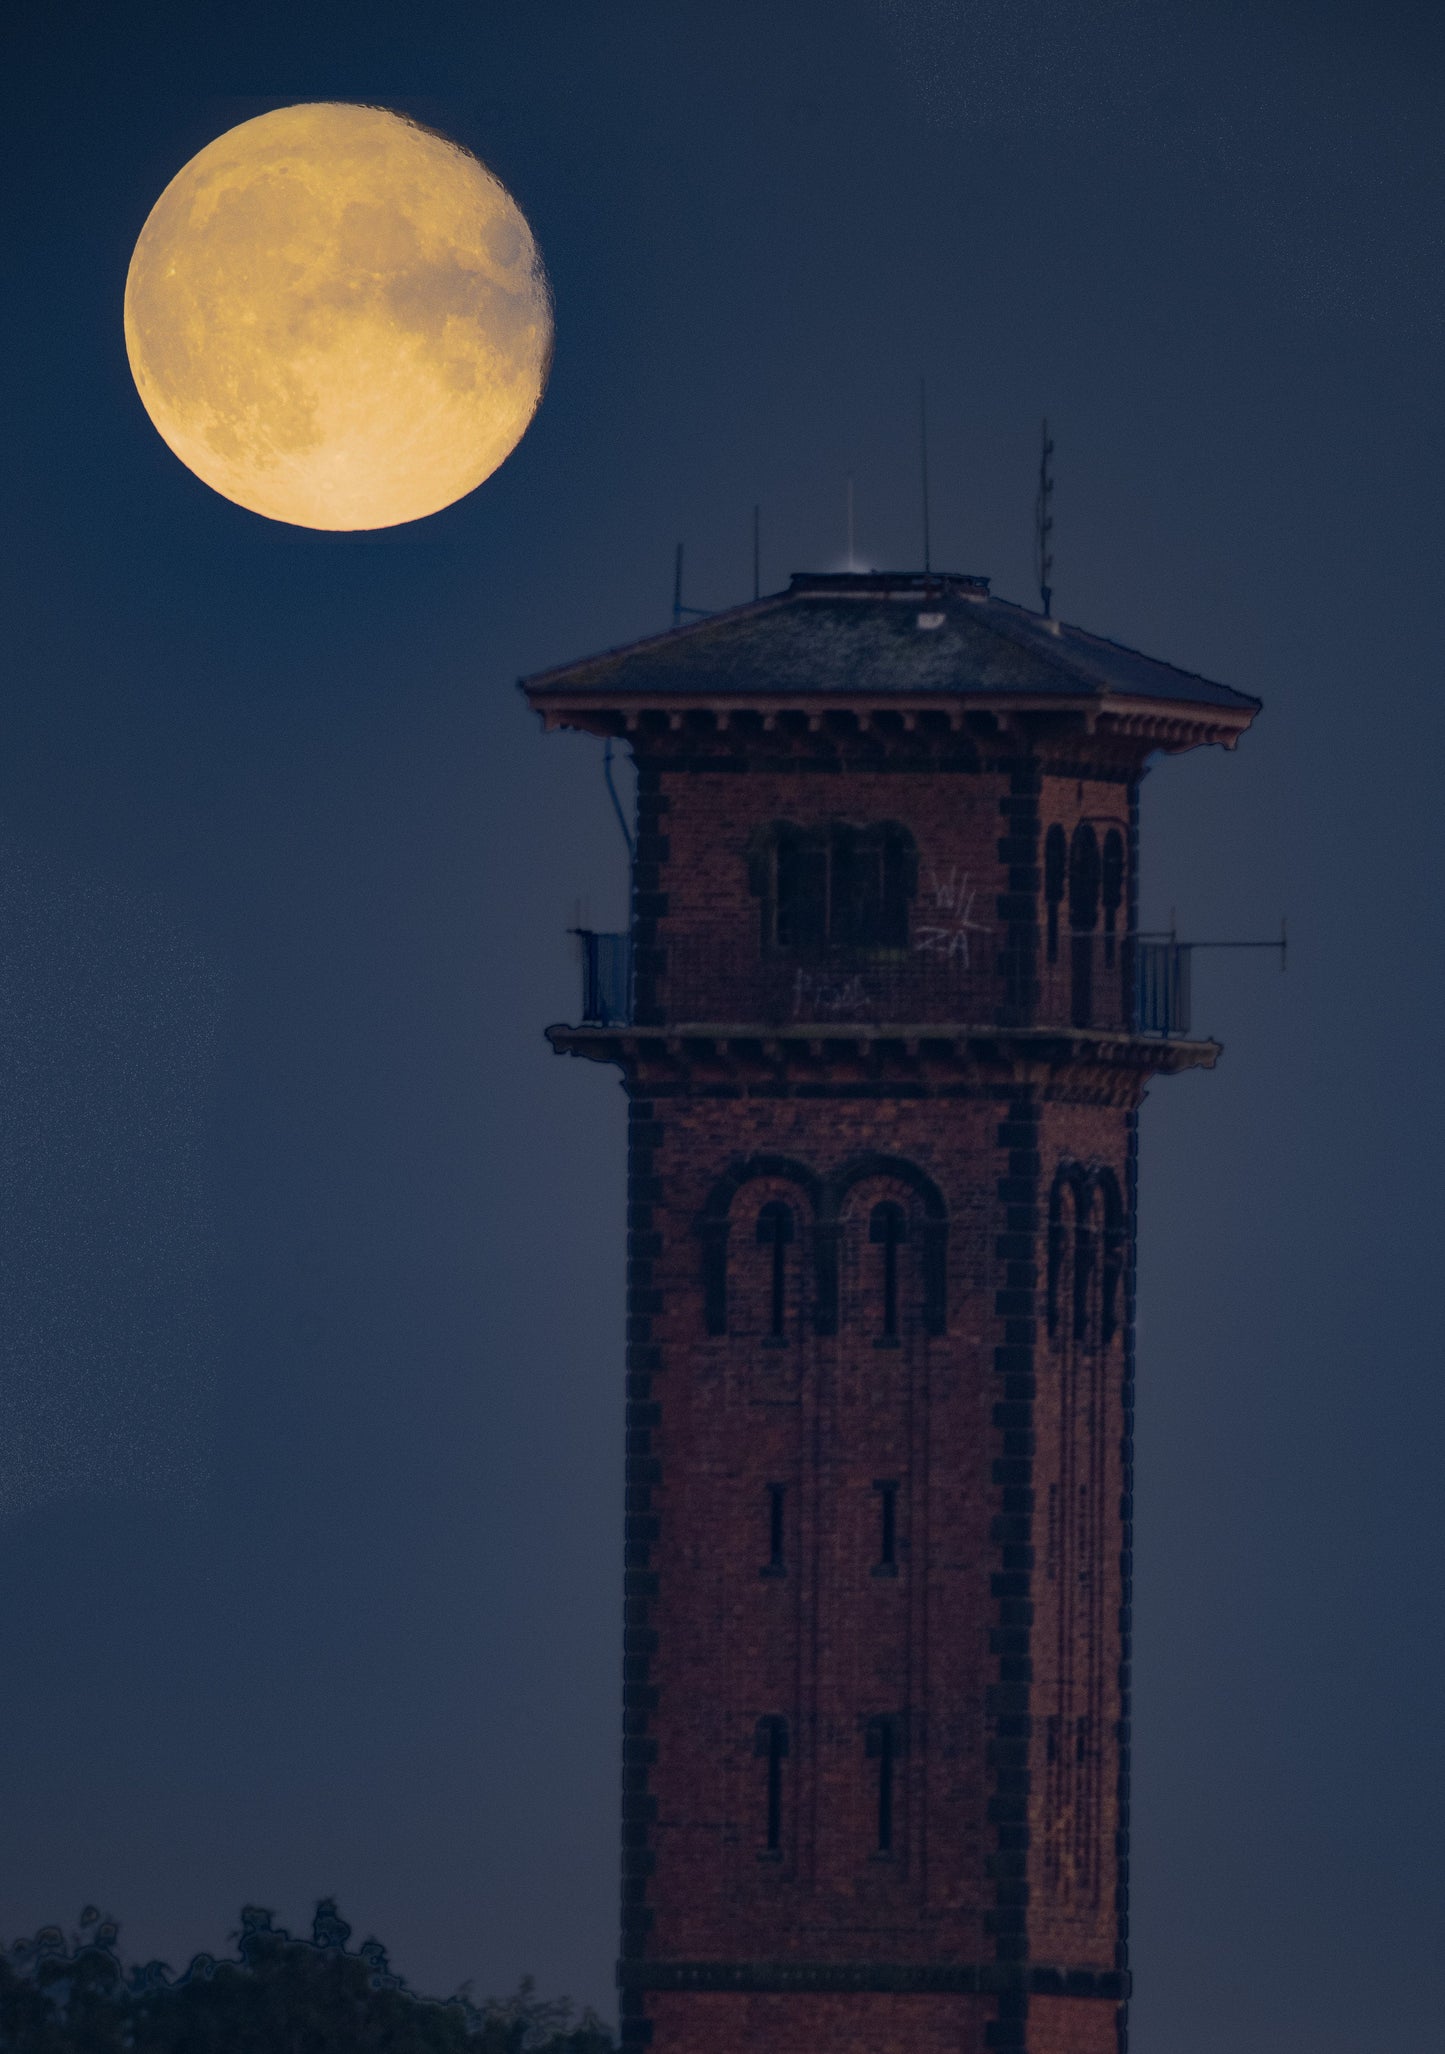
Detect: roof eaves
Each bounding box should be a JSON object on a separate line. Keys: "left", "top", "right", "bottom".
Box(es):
{"left": 519, "top": 591, "right": 792, "bottom": 696}
{"left": 982, "top": 597, "right": 1261, "bottom": 713}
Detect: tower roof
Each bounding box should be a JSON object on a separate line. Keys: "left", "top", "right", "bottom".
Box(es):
{"left": 521, "top": 571, "right": 1260, "bottom": 752}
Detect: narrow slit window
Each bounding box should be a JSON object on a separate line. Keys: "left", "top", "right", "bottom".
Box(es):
{"left": 755, "top": 1715, "right": 789, "bottom": 1854}
{"left": 1073, "top": 1186, "right": 1095, "bottom": 1342}
{"left": 869, "top": 1201, "right": 909, "bottom": 1340}
{"left": 1068, "top": 824, "right": 1101, "bottom": 1028}
{"left": 866, "top": 1716, "right": 899, "bottom": 1854}
{"left": 1069, "top": 822, "right": 1101, "bottom": 931}
{"left": 873, "top": 1480, "right": 898, "bottom": 1575}
{"left": 763, "top": 1483, "right": 786, "bottom": 1575}
{"left": 1101, "top": 829, "right": 1124, "bottom": 968}
{"left": 756, "top": 1201, "right": 795, "bottom": 1340}
{"left": 1044, "top": 823, "right": 1066, "bottom": 964}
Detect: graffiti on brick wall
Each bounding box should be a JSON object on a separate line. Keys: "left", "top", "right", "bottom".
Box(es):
{"left": 912, "top": 867, "right": 991, "bottom": 965}
{"left": 791, "top": 967, "right": 869, "bottom": 1018}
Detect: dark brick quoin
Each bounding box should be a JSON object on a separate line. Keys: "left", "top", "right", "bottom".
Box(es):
{"left": 524, "top": 570, "right": 1258, "bottom": 2054}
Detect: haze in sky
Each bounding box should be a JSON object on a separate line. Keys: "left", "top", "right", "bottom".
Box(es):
{"left": 2, "top": 3, "right": 1443, "bottom": 2048}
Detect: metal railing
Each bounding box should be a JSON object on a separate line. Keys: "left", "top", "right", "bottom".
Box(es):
{"left": 573, "top": 927, "right": 1194, "bottom": 1038}
{"left": 575, "top": 927, "right": 633, "bottom": 1027}
{"left": 1134, "top": 937, "right": 1191, "bottom": 1037}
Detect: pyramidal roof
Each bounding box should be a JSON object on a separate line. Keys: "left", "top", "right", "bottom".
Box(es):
{"left": 521, "top": 571, "right": 1261, "bottom": 750}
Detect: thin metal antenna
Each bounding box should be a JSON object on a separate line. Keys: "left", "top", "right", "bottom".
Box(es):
{"left": 670, "top": 542, "right": 713, "bottom": 628}
{"left": 1182, "top": 916, "right": 1288, "bottom": 970}
{"left": 1035, "top": 417, "right": 1054, "bottom": 618}
{"left": 752, "top": 505, "right": 760, "bottom": 601}
{"left": 919, "top": 380, "right": 932, "bottom": 575}
{"left": 846, "top": 473, "right": 856, "bottom": 570}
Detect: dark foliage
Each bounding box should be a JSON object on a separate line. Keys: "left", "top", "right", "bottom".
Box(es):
{"left": 0, "top": 1901, "right": 615, "bottom": 2053}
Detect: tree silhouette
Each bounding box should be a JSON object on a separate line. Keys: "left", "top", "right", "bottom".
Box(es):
{"left": 0, "top": 1900, "right": 615, "bottom": 2052}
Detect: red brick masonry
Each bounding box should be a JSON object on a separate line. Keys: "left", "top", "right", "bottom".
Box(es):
{"left": 533, "top": 607, "right": 1250, "bottom": 2053}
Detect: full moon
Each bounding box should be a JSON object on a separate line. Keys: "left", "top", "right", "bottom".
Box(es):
{"left": 124, "top": 103, "right": 553, "bottom": 530}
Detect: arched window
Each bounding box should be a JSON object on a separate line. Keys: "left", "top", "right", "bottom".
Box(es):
{"left": 869, "top": 1200, "right": 909, "bottom": 1341}
{"left": 1048, "top": 1162, "right": 1125, "bottom": 1349}
{"left": 1069, "top": 823, "right": 1100, "bottom": 929}
{"left": 752, "top": 822, "right": 916, "bottom": 954}
{"left": 754, "top": 1716, "right": 790, "bottom": 1854}
{"left": 830, "top": 1153, "right": 948, "bottom": 1338}
{"left": 1068, "top": 824, "right": 1101, "bottom": 1027}
{"left": 755, "top": 1201, "right": 795, "bottom": 1340}
{"left": 1101, "top": 830, "right": 1124, "bottom": 969}
{"left": 1044, "top": 823, "right": 1067, "bottom": 965}
{"left": 698, "top": 1156, "right": 822, "bottom": 1338}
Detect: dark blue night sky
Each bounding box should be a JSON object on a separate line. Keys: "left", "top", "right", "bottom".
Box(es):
{"left": 3, "top": 3, "right": 1444, "bottom": 2047}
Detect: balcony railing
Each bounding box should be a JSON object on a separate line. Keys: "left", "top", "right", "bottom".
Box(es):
{"left": 576, "top": 927, "right": 633, "bottom": 1027}
{"left": 1135, "top": 934, "right": 1191, "bottom": 1037}
{"left": 573, "top": 928, "right": 1194, "bottom": 1038}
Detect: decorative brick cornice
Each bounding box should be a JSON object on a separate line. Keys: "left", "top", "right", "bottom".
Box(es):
{"left": 617, "top": 1959, "right": 1129, "bottom": 1999}
{"left": 546, "top": 1023, "right": 1216, "bottom": 1098}
{"left": 526, "top": 693, "right": 1250, "bottom": 762}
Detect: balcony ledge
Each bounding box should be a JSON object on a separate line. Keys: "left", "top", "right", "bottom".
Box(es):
{"left": 546, "top": 1019, "right": 1219, "bottom": 1084}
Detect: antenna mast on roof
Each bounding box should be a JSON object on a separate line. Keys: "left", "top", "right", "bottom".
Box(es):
{"left": 919, "top": 380, "right": 933, "bottom": 575}
{"left": 753, "top": 505, "right": 761, "bottom": 601}
{"left": 671, "top": 542, "right": 713, "bottom": 629}
{"left": 847, "top": 474, "right": 856, "bottom": 570}
{"left": 1035, "top": 417, "right": 1054, "bottom": 618}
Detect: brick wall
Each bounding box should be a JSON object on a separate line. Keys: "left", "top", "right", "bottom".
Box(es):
{"left": 641, "top": 1089, "right": 998, "bottom": 1962}
{"left": 646, "top": 1989, "right": 997, "bottom": 2052}
{"left": 610, "top": 733, "right": 1154, "bottom": 2052}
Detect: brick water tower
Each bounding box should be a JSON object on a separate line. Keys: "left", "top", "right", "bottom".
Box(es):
{"left": 523, "top": 570, "right": 1258, "bottom": 2054}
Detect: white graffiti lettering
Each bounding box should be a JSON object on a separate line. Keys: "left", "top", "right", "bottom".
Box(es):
{"left": 913, "top": 868, "right": 990, "bottom": 966}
